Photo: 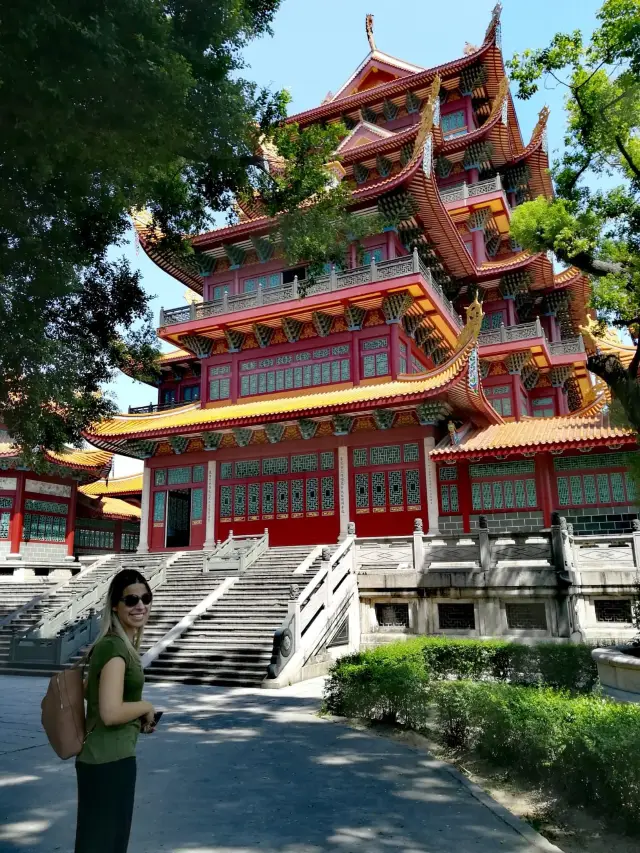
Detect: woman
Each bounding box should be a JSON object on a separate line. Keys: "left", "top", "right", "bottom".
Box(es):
{"left": 75, "top": 569, "right": 157, "bottom": 853}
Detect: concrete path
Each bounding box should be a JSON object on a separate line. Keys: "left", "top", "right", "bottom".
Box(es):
{"left": 0, "top": 675, "right": 558, "bottom": 853}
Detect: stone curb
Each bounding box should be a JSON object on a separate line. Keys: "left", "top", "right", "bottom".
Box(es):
{"left": 326, "top": 714, "right": 564, "bottom": 853}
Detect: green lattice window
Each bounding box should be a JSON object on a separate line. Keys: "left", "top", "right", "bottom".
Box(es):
{"left": 355, "top": 474, "right": 369, "bottom": 509}
{"left": 470, "top": 461, "right": 535, "bottom": 478}
{"left": 321, "top": 452, "right": 334, "bottom": 470}
{"left": 235, "top": 460, "right": 260, "bottom": 479}
{"left": 471, "top": 483, "right": 482, "bottom": 510}
{"left": 263, "top": 457, "right": 288, "bottom": 476}
{"left": 191, "top": 488, "right": 204, "bottom": 521}
{"left": 439, "top": 484, "right": 459, "bottom": 514}
{"left": 291, "top": 480, "right": 304, "bottom": 514}
{"left": 372, "top": 473, "right": 386, "bottom": 508}
{"left": 234, "top": 485, "right": 246, "bottom": 517}
{"left": 470, "top": 477, "right": 537, "bottom": 512}
{"left": 0, "top": 512, "right": 10, "bottom": 539}
{"left": 153, "top": 491, "right": 166, "bottom": 523}
{"left": 557, "top": 470, "right": 634, "bottom": 507}
{"left": 76, "top": 527, "right": 114, "bottom": 550}
{"left": 262, "top": 482, "right": 274, "bottom": 515}
{"left": 193, "top": 465, "right": 205, "bottom": 483}
{"left": 220, "top": 463, "right": 233, "bottom": 481}
{"left": 23, "top": 513, "right": 66, "bottom": 542}
{"left": 220, "top": 486, "right": 232, "bottom": 519}
{"left": 493, "top": 482, "right": 503, "bottom": 510}
{"left": 209, "top": 378, "right": 230, "bottom": 401}
{"left": 277, "top": 481, "right": 289, "bottom": 514}
{"left": 322, "top": 477, "right": 334, "bottom": 511}
{"left": 306, "top": 478, "right": 319, "bottom": 512}
{"left": 154, "top": 469, "right": 166, "bottom": 486}
{"left": 248, "top": 483, "right": 259, "bottom": 517}
{"left": 291, "top": 454, "right": 318, "bottom": 473}
{"left": 362, "top": 338, "right": 388, "bottom": 351}
{"left": 0, "top": 497, "right": 13, "bottom": 510}
{"left": 370, "top": 446, "right": 401, "bottom": 466}
{"left": 388, "top": 471, "right": 403, "bottom": 506}
{"left": 353, "top": 449, "right": 368, "bottom": 467}
{"left": 122, "top": 532, "right": 139, "bottom": 551}
{"left": 439, "top": 466, "right": 458, "bottom": 481}
{"left": 554, "top": 452, "right": 638, "bottom": 471}
{"left": 168, "top": 467, "right": 191, "bottom": 486}
{"left": 405, "top": 470, "right": 421, "bottom": 507}
{"left": 24, "top": 499, "right": 68, "bottom": 515}
{"left": 404, "top": 443, "right": 420, "bottom": 463}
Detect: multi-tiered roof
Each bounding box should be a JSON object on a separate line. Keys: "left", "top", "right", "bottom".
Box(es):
{"left": 85, "top": 5, "right": 623, "bottom": 460}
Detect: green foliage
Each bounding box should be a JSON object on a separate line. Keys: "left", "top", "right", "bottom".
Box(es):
{"left": 507, "top": 1, "right": 640, "bottom": 428}
{"left": 0, "top": 0, "right": 294, "bottom": 450}
{"left": 323, "top": 644, "right": 429, "bottom": 728}
{"left": 430, "top": 681, "right": 640, "bottom": 831}
{"left": 324, "top": 638, "right": 600, "bottom": 721}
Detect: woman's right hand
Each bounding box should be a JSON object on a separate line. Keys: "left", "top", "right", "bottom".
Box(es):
{"left": 140, "top": 704, "right": 155, "bottom": 733}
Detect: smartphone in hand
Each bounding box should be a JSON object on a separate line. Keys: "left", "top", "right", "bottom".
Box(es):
{"left": 152, "top": 711, "right": 163, "bottom": 727}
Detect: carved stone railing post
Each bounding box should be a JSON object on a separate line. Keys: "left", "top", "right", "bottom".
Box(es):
{"left": 412, "top": 246, "right": 420, "bottom": 273}
{"left": 321, "top": 546, "right": 333, "bottom": 608}
{"left": 330, "top": 266, "right": 338, "bottom": 291}
{"left": 292, "top": 275, "right": 299, "bottom": 298}
{"left": 478, "top": 515, "right": 491, "bottom": 572}
{"left": 412, "top": 518, "right": 424, "bottom": 571}
{"left": 632, "top": 519, "right": 640, "bottom": 568}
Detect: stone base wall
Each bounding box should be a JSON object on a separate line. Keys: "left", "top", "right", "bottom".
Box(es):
{"left": 438, "top": 512, "right": 545, "bottom": 534}
{"left": 19, "top": 542, "right": 68, "bottom": 563}
{"left": 563, "top": 506, "right": 639, "bottom": 535}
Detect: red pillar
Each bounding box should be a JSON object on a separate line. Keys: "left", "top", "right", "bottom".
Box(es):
{"left": 470, "top": 229, "right": 486, "bottom": 265}
{"left": 351, "top": 331, "right": 361, "bottom": 386}
{"left": 66, "top": 485, "right": 77, "bottom": 558}
{"left": 9, "top": 471, "right": 25, "bottom": 556}
{"left": 535, "top": 453, "right": 555, "bottom": 528}
{"left": 458, "top": 461, "right": 472, "bottom": 533}
{"left": 389, "top": 324, "right": 401, "bottom": 379}
{"left": 114, "top": 520, "right": 123, "bottom": 553}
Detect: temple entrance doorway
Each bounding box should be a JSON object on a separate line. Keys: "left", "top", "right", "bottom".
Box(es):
{"left": 166, "top": 489, "right": 191, "bottom": 548}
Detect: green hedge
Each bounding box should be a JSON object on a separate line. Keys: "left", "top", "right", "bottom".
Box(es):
{"left": 324, "top": 638, "right": 599, "bottom": 720}
{"left": 431, "top": 681, "right": 640, "bottom": 831}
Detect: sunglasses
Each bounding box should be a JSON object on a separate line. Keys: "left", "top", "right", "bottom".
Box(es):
{"left": 120, "top": 593, "right": 152, "bottom": 607}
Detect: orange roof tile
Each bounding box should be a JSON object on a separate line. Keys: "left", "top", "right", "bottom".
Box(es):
{"left": 431, "top": 415, "right": 636, "bottom": 460}
{"left": 80, "top": 474, "right": 143, "bottom": 497}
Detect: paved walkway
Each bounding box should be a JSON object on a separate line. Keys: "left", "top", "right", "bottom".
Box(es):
{"left": 0, "top": 675, "right": 559, "bottom": 853}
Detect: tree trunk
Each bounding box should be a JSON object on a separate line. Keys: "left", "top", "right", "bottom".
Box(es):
{"left": 587, "top": 353, "right": 640, "bottom": 434}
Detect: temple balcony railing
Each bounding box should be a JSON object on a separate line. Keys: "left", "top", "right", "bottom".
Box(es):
{"left": 439, "top": 175, "right": 503, "bottom": 205}
{"left": 478, "top": 322, "right": 586, "bottom": 359}
{"left": 548, "top": 337, "right": 586, "bottom": 356}
{"left": 128, "top": 401, "right": 188, "bottom": 415}
{"left": 159, "top": 250, "right": 462, "bottom": 330}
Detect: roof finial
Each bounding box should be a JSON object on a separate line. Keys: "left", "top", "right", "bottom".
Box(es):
{"left": 366, "top": 14, "right": 376, "bottom": 51}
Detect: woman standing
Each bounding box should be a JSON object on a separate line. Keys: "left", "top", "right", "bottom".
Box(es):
{"left": 75, "top": 569, "right": 157, "bottom": 853}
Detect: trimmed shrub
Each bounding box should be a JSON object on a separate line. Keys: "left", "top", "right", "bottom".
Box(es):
{"left": 430, "top": 682, "right": 640, "bottom": 831}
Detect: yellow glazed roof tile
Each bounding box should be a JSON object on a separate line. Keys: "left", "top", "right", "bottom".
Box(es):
{"left": 80, "top": 474, "right": 143, "bottom": 497}
{"left": 86, "top": 355, "right": 465, "bottom": 439}
{"left": 431, "top": 416, "right": 636, "bottom": 459}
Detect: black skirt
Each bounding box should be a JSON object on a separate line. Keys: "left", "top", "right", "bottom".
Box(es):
{"left": 75, "top": 757, "right": 137, "bottom": 853}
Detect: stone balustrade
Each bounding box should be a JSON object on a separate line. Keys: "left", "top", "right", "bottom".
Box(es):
{"left": 439, "top": 175, "right": 503, "bottom": 204}
{"left": 159, "top": 250, "right": 462, "bottom": 330}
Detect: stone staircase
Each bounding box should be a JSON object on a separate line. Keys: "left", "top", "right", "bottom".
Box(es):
{"left": 146, "top": 545, "right": 321, "bottom": 687}
{"left": 0, "top": 553, "right": 166, "bottom": 674}
{"left": 0, "top": 578, "right": 57, "bottom": 621}
{"left": 139, "top": 551, "right": 228, "bottom": 653}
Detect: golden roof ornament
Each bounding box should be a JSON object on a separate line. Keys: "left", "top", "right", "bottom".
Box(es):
{"left": 579, "top": 316, "right": 622, "bottom": 351}
{"left": 366, "top": 14, "right": 376, "bottom": 52}
{"left": 454, "top": 295, "right": 484, "bottom": 351}
{"left": 413, "top": 75, "right": 442, "bottom": 158}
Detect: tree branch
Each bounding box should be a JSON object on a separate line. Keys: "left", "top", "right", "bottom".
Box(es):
{"left": 629, "top": 333, "right": 640, "bottom": 379}
{"left": 615, "top": 135, "right": 640, "bottom": 180}
{"left": 557, "top": 249, "right": 627, "bottom": 277}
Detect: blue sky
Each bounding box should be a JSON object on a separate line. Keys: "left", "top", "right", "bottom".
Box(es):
{"left": 106, "top": 0, "right": 603, "bottom": 478}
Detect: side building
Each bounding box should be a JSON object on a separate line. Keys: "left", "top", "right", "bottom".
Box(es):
{"left": 84, "top": 6, "right": 638, "bottom": 555}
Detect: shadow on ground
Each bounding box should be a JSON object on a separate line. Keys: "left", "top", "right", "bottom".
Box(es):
{"left": 0, "top": 678, "right": 552, "bottom": 852}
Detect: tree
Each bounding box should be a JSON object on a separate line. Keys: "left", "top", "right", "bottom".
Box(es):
{"left": 0, "top": 0, "right": 342, "bottom": 453}
{"left": 507, "top": 0, "right": 640, "bottom": 429}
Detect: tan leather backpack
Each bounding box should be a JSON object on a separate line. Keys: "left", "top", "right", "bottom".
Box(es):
{"left": 41, "top": 668, "right": 87, "bottom": 760}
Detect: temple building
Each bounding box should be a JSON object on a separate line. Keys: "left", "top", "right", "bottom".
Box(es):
{"left": 84, "top": 5, "right": 638, "bottom": 553}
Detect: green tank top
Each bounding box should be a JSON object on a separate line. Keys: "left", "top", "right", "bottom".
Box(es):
{"left": 77, "top": 634, "right": 145, "bottom": 765}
